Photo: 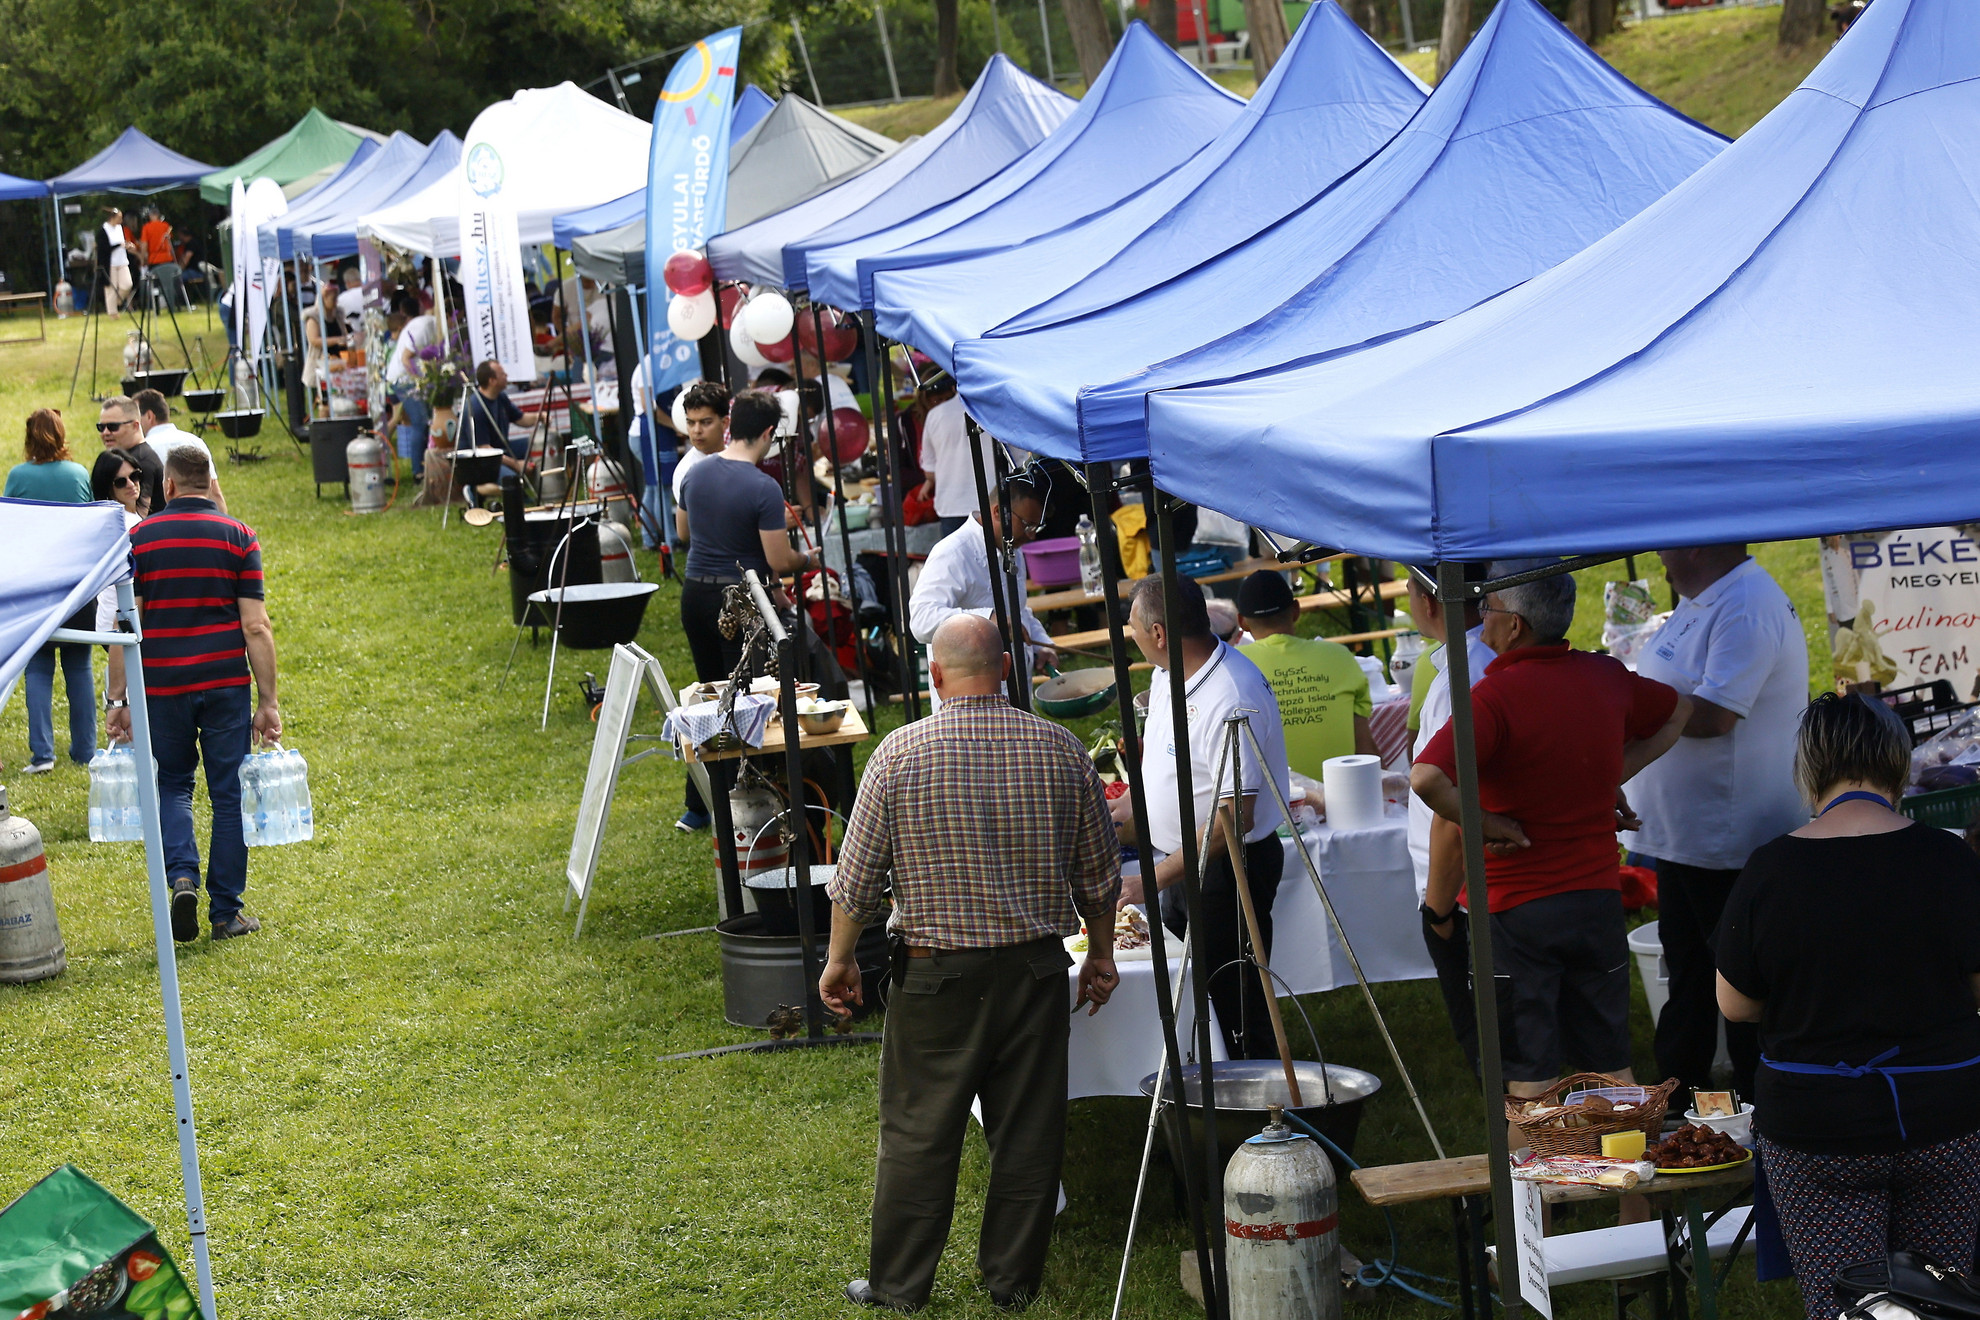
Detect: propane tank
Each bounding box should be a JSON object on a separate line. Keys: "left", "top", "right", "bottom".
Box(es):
{"left": 723, "top": 780, "right": 789, "bottom": 920}
{"left": 1224, "top": 1105, "right": 1340, "bottom": 1320}
{"left": 347, "top": 432, "right": 390, "bottom": 514}
{"left": 0, "top": 787, "right": 66, "bottom": 983}
{"left": 597, "top": 518, "right": 636, "bottom": 584}
{"left": 587, "top": 456, "right": 635, "bottom": 529}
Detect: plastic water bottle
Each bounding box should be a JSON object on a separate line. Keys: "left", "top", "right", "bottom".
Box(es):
{"left": 1388, "top": 631, "right": 1424, "bottom": 694}
{"left": 289, "top": 748, "right": 314, "bottom": 842}
{"left": 239, "top": 755, "right": 265, "bottom": 847}
{"left": 113, "top": 747, "right": 139, "bottom": 841}
{"left": 272, "top": 751, "right": 296, "bottom": 845}
{"left": 1077, "top": 515, "right": 1103, "bottom": 597}
{"left": 264, "top": 751, "right": 290, "bottom": 846}
{"left": 87, "top": 749, "right": 109, "bottom": 841}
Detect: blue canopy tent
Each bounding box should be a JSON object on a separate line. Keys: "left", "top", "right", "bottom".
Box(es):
{"left": 1144, "top": 0, "right": 1980, "bottom": 563}
{"left": 1133, "top": 0, "right": 1980, "bottom": 1303}
{"left": 298, "top": 131, "right": 462, "bottom": 262}
{"left": 47, "top": 128, "right": 217, "bottom": 271}
{"left": 869, "top": 0, "right": 1424, "bottom": 371}
{"left": 804, "top": 23, "right": 1244, "bottom": 312}
{"left": 0, "top": 173, "right": 48, "bottom": 201}
{"left": 951, "top": 0, "right": 1724, "bottom": 464}
{"left": 0, "top": 500, "right": 218, "bottom": 1320}
{"left": 732, "top": 84, "right": 776, "bottom": 142}
{"left": 708, "top": 54, "right": 1072, "bottom": 289}
{"left": 265, "top": 134, "right": 424, "bottom": 261}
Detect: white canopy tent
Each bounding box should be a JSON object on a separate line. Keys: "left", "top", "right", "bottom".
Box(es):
{"left": 0, "top": 499, "right": 218, "bottom": 1320}
{"left": 358, "top": 82, "right": 651, "bottom": 257}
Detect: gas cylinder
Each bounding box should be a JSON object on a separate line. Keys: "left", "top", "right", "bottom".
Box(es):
{"left": 0, "top": 787, "right": 66, "bottom": 983}
{"left": 597, "top": 518, "right": 636, "bottom": 584}
{"left": 722, "top": 780, "right": 789, "bottom": 919}
{"left": 587, "top": 456, "right": 634, "bottom": 529}
{"left": 346, "top": 433, "right": 390, "bottom": 514}
{"left": 1224, "top": 1105, "right": 1340, "bottom": 1320}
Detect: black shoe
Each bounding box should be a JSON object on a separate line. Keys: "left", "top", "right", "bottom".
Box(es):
{"left": 843, "top": 1279, "right": 919, "bottom": 1313}
{"left": 211, "top": 914, "right": 261, "bottom": 940}
{"left": 170, "top": 879, "right": 199, "bottom": 943}
{"left": 989, "top": 1287, "right": 1037, "bottom": 1313}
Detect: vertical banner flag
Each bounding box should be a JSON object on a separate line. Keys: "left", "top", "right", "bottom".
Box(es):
{"left": 233, "top": 177, "right": 286, "bottom": 361}
{"left": 460, "top": 103, "right": 537, "bottom": 381}
{"left": 644, "top": 26, "right": 743, "bottom": 403}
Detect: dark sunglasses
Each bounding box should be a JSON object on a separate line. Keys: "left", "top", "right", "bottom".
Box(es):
{"left": 112, "top": 474, "right": 137, "bottom": 489}
{"left": 96, "top": 420, "right": 130, "bottom": 432}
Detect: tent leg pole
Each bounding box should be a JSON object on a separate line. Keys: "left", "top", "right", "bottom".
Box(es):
{"left": 118, "top": 581, "right": 218, "bottom": 1320}
{"left": 1154, "top": 487, "right": 1226, "bottom": 1320}
{"left": 967, "top": 417, "right": 1024, "bottom": 707}
{"left": 866, "top": 317, "right": 919, "bottom": 719}
{"left": 1436, "top": 559, "right": 1523, "bottom": 1317}
{"left": 812, "top": 307, "right": 875, "bottom": 726}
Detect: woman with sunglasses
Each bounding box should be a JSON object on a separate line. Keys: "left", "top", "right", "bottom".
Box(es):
{"left": 8, "top": 409, "right": 97, "bottom": 772}
{"left": 90, "top": 447, "right": 149, "bottom": 519}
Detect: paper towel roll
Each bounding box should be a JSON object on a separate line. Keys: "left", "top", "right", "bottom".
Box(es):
{"left": 1322, "top": 754, "right": 1385, "bottom": 831}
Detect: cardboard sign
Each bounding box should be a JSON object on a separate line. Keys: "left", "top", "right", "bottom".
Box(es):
{"left": 1511, "top": 1173, "right": 1554, "bottom": 1319}
{"left": 1821, "top": 528, "right": 1980, "bottom": 697}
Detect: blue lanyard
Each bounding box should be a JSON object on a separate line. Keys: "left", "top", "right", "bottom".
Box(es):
{"left": 1763, "top": 1047, "right": 1980, "bottom": 1140}
{"left": 1818, "top": 790, "right": 1894, "bottom": 816}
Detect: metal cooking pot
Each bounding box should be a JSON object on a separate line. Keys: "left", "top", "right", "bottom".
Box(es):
{"left": 1035, "top": 665, "right": 1116, "bottom": 719}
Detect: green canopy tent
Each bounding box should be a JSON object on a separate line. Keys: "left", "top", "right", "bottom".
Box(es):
{"left": 197, "top": 109, "right": 383, "bottom": 203}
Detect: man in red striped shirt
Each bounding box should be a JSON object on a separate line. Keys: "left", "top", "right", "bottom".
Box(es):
{"left": 107, "top": 445, "right": 281, "bottom": 941}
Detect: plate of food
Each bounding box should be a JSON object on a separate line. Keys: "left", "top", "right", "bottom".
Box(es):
{"left": 1064, "top": 907, "right": 1157, "bottom": 960}
{"left": 1649, "top": 1123, "right": 1752, "bottom": 1174}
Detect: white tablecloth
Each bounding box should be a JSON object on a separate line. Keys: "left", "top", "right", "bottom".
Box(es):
{"left": 1060, "top": 812, "right": 1431, "bottom": 1099}
{"left": 821, "top": 519, "right": 946, "bottom": 576}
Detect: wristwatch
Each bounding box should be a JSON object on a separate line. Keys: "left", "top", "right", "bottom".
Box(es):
{"left": 1419, "top": 900, "right": 1455, "bottom": 924}
{"left": 104, "top": 698, "right": 129, "bottom": 710}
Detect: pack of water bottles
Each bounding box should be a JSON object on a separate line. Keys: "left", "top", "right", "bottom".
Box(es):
{"left": 240, "top": 746, "right": 314, "bottom": 847}
{"left": 86, "top": 745, "right": 147, "bottom": 842}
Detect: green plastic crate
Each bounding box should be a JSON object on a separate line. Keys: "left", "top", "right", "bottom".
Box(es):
{"left": 1901, "top": 781, "right": 1980, "bottom": 829}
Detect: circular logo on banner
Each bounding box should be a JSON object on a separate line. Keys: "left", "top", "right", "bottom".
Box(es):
{"left": 659, "top": 40, "right": 715, "bottom": 103}
{"left": 466, "top": 143, "right": 505, "bottom": 198}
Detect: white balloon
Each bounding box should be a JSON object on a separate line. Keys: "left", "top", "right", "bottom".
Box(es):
{"left": 671, "top": 386, "right": 694, "bottom": 434}
{"left": 730, "top": 318, "right": 771, "bottom": 369}
{"left": 743, "top": 291, "right": 795, "bottom": 346}
{"left": 667, "top": 289, "right": 717, "bottom": 341}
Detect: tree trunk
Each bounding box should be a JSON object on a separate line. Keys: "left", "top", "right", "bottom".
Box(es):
{"left": 1565, "top": 0, "right": 1590, "bottom": 40}
{"left": 1436, "top": 0, "right": 1470, "bottom": 81}
{"left": 1591, "top": 0, "right": 1613, "bottom": 43}
{"left": 1060, "top": 0, "right": 1117, "bottom": 86}
{"left": 1351, "top": 0, "right": 1382, "bottom": 39}
{"left": 1241, "top": 0, "right": 1291, "bottom": 79}
{"left": 933, "top": 0, "right": 962, "bottom": 95}
{"left": 1779, "top": 0, "right": 1824, "bottom": 45}
{"left": 1149, "top": 0, "right": 1178, "bottom": 44}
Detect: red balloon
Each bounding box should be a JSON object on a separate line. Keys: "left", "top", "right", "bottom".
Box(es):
{"left": 814, "top": 407, "right": 870, "bottom": 464}
{"left": 796, "top": 305, "right": 852, "bottom": 356}
{"left": 716, "top": 284, "right": 747, "bottom": 329}
{"left": 662, "top": 250, "right": 712, "bottom": 297}
{"left": 757, "top": 336, "right": 795, "bottom": 363}
{"left": 819, "top": 321, "right": 859, "bottom": 362}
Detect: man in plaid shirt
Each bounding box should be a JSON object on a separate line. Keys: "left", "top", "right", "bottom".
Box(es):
{"left": 822, "top": 615, "right": 1121, "bottom": 1313}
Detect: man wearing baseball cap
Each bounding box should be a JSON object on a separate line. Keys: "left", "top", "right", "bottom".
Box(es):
{"left": 1235, "top": 569, "right": 1376, "bottom": 780}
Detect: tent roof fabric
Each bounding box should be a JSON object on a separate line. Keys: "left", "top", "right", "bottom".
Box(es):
{"left": 200, "top": 107, "right": 372, "bottom": 204}
{"left": 268, "top": 133, "right": 424, "bottom": 261}
{"left": 952, "top": 0, "right": 1724, "bottom": 466}
{"left": 807, "top": 23, "right": 1244, "bottom": 312}
{"left": 50, "top": 127, "right": 214, "bottom": 197}
{"left": 0, "top": 501, "right": 129, "bottom": 701}
{"left": 552, "top": 93, "right": 897, "bottom": 252}
{"left": 873, "top": 1, "right": 1424, "bottom": 370}
{"left": 570, "top": 218, "right": 647, "bottom": 286}
{"left": 359, "top": 83, "right": 649, "bottom": 257}
{"left": 0, "top": 171, "right": 48, "bottom": 201}
{"left": 732, "top": 84, "right": 777, "bottom": 142}
{"left": 1146, "top": 0, "right": 1980, "bottom": 563}
{"left": 708, "top": 54, "right": 1073, "bottom": 289}
{"left": 299, "top": 131, "right": 461, "bottom": 262}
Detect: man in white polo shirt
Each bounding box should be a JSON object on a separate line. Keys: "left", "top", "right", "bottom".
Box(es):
{"left": 1630, "top": 546, "right": 1807, "bottom": 1108}
{"left": 1115, "top": 571, "right": 1292, "bottom": 1060}
{"left": 133, "top": 388, "right": 225, "bottom": 513}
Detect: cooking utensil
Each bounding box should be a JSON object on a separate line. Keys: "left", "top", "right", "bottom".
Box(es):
{"left": 1035, "top": 664, "right": 1116, "bottom": 719}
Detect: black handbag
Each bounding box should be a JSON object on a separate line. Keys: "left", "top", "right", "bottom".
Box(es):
{"left": 1837, "top": 1252, "right": 1980, "bottom": 1319}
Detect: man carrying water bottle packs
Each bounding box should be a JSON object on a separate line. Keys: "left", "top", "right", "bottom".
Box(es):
{"left": 107, "top": 444, "right": 281, "bottom": 941}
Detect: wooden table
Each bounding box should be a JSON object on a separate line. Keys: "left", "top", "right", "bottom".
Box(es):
{"left": 678, "top": 706, "right": 870, "bottom": 764}
{"left": 1351, "top": 1155, "right": 1755, "bottom": 1320}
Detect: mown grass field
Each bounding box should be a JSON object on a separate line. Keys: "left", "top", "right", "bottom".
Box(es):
{"left": 0, "top": 314, "right": 1825, "bottom": 1317}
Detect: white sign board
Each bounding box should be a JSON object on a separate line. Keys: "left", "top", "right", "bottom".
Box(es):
{"left": 1821, "top": 527, "right": 1980, "bottom": 699}
{"left": 458, "top": 117, "right": 538, "bottom": 382}
{"left": 1511, "top": 1174, "right": 1553, "bottom": 1320}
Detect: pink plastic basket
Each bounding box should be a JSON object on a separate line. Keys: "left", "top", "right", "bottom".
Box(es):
{"left": 1021, "top": 536, "right": 1083, "bottom": 587}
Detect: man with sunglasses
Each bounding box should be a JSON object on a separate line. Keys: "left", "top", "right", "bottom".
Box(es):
{"left": 908, "top": 471, "right": 1057, "bottom": 714}
{"left": 98, "top": 395, "right": 163, "bottom": 514}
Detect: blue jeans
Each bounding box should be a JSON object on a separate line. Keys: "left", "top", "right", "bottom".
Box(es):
{"left": 149, "top": 685, "right": 252, "bottom": 924}
{"left": 395, "top": 391, "right": 430, "bottom": 476}
{"left": 25, "top": 643, "right": 95, "bottom": 765}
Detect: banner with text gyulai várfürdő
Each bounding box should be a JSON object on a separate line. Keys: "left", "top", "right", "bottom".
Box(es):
{"left": 644, "top": 27, "right": 743, "bottom": 398}
{"left": 1821, "top": 527, "right": 1980, "bottom": 699}
{"left": 459, "top": 106, "right": 536, "bottom": 382}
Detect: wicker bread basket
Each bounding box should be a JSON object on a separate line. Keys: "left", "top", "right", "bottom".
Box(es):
{"left": 1505, "top": 1072, "right": 1679, "bottom": 1158}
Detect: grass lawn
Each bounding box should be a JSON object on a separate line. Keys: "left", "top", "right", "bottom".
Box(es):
{"left": 0, "top": 316, "right": 1823, "bottom": 1317}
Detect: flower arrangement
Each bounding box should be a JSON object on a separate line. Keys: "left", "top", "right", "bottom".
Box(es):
{"left": 409, "top": 323, "right": 470, "bottom": 411}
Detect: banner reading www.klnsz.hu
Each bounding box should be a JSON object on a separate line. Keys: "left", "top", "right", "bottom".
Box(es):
{"left": 1821, "top": 527, "right": 1980, "bottom": 698}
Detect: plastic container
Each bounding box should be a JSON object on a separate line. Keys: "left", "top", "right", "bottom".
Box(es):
{"left": 1684, "top": 1103, "right": 1756, "bottom": 1149}
{"left": 1077, "top": 515, "right": 1102, "bottom": 596}
{"left": 1020, "top": 536, "right": 1083, "bottom": 588}
{"left": 1627, "top": 921, "right": 1669, "bottom": 1023}
{"left": 1902, "top": 781, "right": 1980, "bottom": 830}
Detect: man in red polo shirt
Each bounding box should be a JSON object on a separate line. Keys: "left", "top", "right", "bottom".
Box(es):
{"left": 106, "top": 445, "right": 281, "bottom": 942}
{"left": 1412, "top": 560, "right": 1689, "bottom": 1095}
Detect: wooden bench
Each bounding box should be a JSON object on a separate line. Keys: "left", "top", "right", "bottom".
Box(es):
{"left": 1026, "top": 554, "right": 1340, "bottom": 613}
{"left": 1048, "top": 578, "right": 1409, "bottom": 653}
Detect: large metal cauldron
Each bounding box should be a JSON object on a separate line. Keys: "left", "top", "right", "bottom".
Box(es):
{"left": 528, "top": 582, "right": 657, "bottom": 650}
{"left": 1142, "top": 1061, "right": 1382, "bottom": 1176}
{"left": 501, "top": 477, "right": 602, "bottom": 626}
{"left": 717, "top": 914, "right": 889, "bottom": 1029}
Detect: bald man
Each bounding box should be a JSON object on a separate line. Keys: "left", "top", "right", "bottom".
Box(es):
{"left": 823, "top": 615, "right": 1122, "bottom": 1313}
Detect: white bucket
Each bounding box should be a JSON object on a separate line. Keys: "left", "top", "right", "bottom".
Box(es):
{"left": 1627, "top": 920, "right": 1670, "bottom": 1022}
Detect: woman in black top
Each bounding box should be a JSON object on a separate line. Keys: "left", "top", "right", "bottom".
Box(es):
{"left": 1717, "top": 693, "right": 1980, "bottom": 1318}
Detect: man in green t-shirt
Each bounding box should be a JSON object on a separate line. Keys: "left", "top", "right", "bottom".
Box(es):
{"left": 1235, "top": 570, "right": 1376, "bottom": 779}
